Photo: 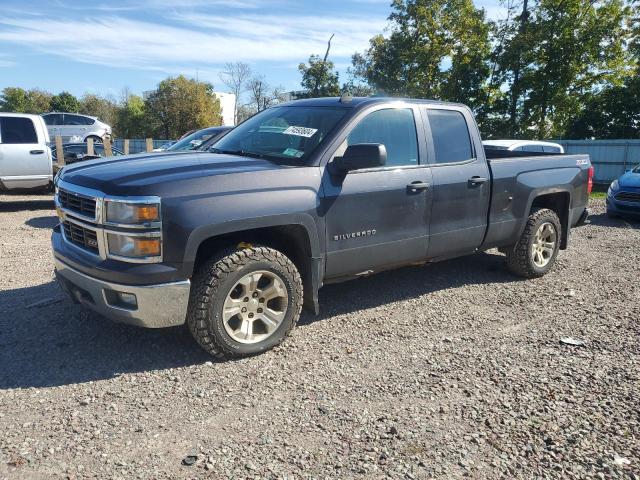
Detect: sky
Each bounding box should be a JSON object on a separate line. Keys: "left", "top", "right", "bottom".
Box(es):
{"left": 0, "top": 0, "right": 506, "bottom": 99}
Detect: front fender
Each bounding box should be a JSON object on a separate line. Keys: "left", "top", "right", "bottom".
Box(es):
{"left": 183, "top": 212, "right": 321, "bottom": 265}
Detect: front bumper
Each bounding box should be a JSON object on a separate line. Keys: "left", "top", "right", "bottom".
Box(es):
{"left": 54, "top": 257, "right": 190, "bottom": 328}
{"left": 606, "top": 196, "right": 640, "bottom": 218}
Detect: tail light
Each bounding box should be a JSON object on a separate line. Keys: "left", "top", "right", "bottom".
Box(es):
{"left": 587, "top": 166, "right": 594, "bottom": 194}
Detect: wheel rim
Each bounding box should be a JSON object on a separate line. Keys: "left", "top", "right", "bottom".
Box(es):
{"left": 222, "top": 270, "right": 288, "bottom": 344}
{"left": 531, "top": 222, "right": 557, "bottom": 268}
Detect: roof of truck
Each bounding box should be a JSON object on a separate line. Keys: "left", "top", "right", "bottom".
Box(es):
{"left": 279, "top": 96, "right": 467, "bottom": 109}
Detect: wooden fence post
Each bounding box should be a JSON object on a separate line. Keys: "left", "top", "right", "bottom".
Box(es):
{"left": 86, "top": 137, "right": 94, "bottom": 156}
{"left": 146, "top": 138, "right": 153, "bottom": 153}
{"left": 55, "top": 135, "right": 65, "bottom": 167}
{"left": 103, "top": 137, "right": 113, "bottom": 157}
{"left": 124, "top": 139, "right": 130, "bottom": 155}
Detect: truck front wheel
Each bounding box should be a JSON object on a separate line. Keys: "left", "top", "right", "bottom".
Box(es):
{"left": 505, "top": 208, "right": 561, "bottom": 278}
{"left": 187, "top": 246, "right": 303, "bottom": 358}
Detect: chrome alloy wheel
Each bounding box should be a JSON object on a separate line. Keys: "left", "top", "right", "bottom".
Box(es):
{"left": 531, "top": 222, "right": 557, "bottom": 268}
{"left": 222, "top": 270, "right": 289, "bottom": 344}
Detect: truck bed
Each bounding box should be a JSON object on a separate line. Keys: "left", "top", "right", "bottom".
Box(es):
{"left": 482, "top": 152, "right": 591, "bottom": 250}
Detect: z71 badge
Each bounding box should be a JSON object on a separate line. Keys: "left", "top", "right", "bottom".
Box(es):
{"left": 333, "top": 229, "right": 377, "bottom": 241}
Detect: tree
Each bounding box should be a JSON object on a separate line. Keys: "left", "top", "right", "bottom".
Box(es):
{"left": 0, "top": 87, "right": 29, "bottom": 112}
{"left": 26, "top": 89, "right": 53, "bottom": 113}
{"left": 115, "top": 93, "right": 147, "bottom": 138}
{"left": 0, "top": 87, "right": 53, "bottom": 113}
{"left": 79, "top": 93, "right": 118, "bottom": 127}
{"left": 144, "top": 75, "right": 222, "bottom": 139}
{"left": 50, "top": 91, "right": 80, "bottom": 112}
{"left": 219, "top": 62, "right": 251, "bottom": 125}
{"left": 565, "top": 76, "right": 640, "bottom": 139}
{"left": 298, "top": 54, "right": 340, "bottom": 97}
{"left": 248, "top": 75, "right": 272, "bottom": 112}
{"left": 352, "top": 0, "right": 491, "bottom": 109}
{"left": 493, "top": 0, "right": 631, "bottom": 138}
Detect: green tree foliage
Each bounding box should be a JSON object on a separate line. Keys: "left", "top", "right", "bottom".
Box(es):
{"left": 79, "top": 93, "right": 118, "bottom": 126}
{"left": 351, "top": 0, "right": 492, "bottom": 114}
{"left": 492, "top": 0, "right": 630, "bottom": 138}
{"left": 298, "top": 54, "right": 340, "bottom": 97}
{"left": 50, "top": 91, "right": 80, "bottom": 113}
{"left": 0, "top": 87, "right": 52, "bottom": 113}
{"left": 144, "top": 75, "right": 222, "bottom": 139}
{"left": 0, "top": 87, "right": 29, "bottom": 112}
{"left": 115, "top": 94, "right": 147, "bottom": 138}
{"left": 566, "top": 76, "right": 640, "bottom": 139}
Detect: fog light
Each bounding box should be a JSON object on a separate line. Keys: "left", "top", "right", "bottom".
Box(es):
{"left": 117, "top": 292, "right": 138, "bottom": 308}
{"left": 104, "top": 289, "right": 138, "bottom": 310}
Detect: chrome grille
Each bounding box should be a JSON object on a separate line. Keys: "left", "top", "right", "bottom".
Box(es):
{"left": 62, "top": 221, "right": 99, "bottom": 254}
{"left": 58, "top": 188, "right": 97, "bottom": 219}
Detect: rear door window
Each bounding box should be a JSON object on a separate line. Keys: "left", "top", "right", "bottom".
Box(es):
{"left": 426, "top": 109, "right": 473, "bottom": 164}
{"left": 43, "top": 113, "right": 62, "bottom": 126}
{"left": 0, "top": 117, "right": 38, "bottom": 144}
{"left": 63, "top": 114, "right": 93, "bottom": 126}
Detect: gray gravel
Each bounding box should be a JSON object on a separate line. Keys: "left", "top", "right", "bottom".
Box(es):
{"left": 0, "top": 192, "right": 638, "bottom": 479}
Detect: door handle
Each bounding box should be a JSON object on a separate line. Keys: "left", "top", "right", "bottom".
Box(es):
{"left": 468, "top": 176, "right": 488, "bottom": 187}
{"left": 30, "top": 150, "right": 45, "bottom": 155}
{"left": 407, "top": 181, "right": 430, "bottom": 192}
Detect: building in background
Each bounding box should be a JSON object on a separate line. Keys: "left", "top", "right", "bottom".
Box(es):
{"left": 214, "top": 92, "right": 236, "bottom": 126}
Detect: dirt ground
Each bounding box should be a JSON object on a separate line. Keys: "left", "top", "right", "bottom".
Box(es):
{"left": 0, "top": 192, "right": 638, "bottom": 479}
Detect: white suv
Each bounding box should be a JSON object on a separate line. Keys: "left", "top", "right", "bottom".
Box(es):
{"left": 41, "top": 112, "right": 112, "bottom": 143}
{"left": 0, "top": 113, "right": 53, "bottom": 190}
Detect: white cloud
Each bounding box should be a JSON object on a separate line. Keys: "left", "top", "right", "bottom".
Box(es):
{"left": 0, "top": 11, "right": 384, "bottom": 73}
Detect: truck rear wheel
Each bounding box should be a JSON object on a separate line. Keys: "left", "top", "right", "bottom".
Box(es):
{"left": 505, "top": 208, "right": 561, "bottom": 278}
{"left": 187, "top": 246, "right": 303, "bottom": 358}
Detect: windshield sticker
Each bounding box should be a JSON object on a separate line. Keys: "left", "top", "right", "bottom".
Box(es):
{"left": 282, "top": 148, "right": 304, "bottom": 158}
{"left": 283, "top": 126, "right": 318, "bottom": 138}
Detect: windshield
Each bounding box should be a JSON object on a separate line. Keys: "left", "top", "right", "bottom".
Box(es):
{"left": 633, "top": 164, "right": 640, "bottom": 173}
{"left": 211, "top": 106, "right": 348, "bottom": 162}
{"left": 168, "top": 128, "right": 221, "bottom": 151}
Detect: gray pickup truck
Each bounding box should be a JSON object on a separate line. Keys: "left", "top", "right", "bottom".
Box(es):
{"left": 52, "top": 97, "right": 592, "bottom": 358}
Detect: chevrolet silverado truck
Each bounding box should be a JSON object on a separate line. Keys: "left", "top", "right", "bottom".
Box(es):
{"left": 52, "top": 97, "right": 592, "bottom": 358}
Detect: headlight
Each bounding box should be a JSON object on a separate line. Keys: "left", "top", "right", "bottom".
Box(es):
{"left": 107, "top": 233, "right": 161, "bottom": 259}
{"left": 608, "top": 180, "right": 619, "bottom": 196}
{"left": 105, "top": 201, "right": 160, "bottom": 225}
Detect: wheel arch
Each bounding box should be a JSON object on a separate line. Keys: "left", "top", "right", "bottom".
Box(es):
{"left": 185, "top": 216, "right": 322, "bottom": 313}
{"left": 527, "top": 191, "right": 571, "bottom": 249}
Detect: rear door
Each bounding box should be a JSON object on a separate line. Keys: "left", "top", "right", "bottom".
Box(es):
{"left": 421, "top": 106, "right": 490, "bottom": 258}
{"left": 322, "top": 104, "right": 433, "bottom": 278}
{"left": 60, "top": 114, "right": 91, "bottom": 141}
{"left": 0, "top": 116, "right": 50, "bottom": 188}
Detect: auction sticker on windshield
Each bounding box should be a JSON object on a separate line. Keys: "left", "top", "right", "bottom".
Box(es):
{"left": 282, "top": 148, "right": 304, "bottom": 158}
{"left": 283, "top": 126, "right": 318, "bottom": 138}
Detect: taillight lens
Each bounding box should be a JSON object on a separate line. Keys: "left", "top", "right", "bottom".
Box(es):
{"left": 587, "top": 166, "right": 594, "bottom": 194}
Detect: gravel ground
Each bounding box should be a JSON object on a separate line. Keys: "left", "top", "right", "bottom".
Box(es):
{"left": 0, "top": 192, "right": 638, "bottom": 480}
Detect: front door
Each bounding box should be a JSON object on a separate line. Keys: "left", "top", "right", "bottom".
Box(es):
{"left": 321, "top": 106, "right": 432, "bottom": 279}
{"left": 421, "top": 107, "right": 491, "bottom": 258}
{"left": 0, "top": 116, "right": 49, "bottom": 188}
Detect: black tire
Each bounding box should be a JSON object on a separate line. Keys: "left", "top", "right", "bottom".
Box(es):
{"left": 505, "top": 208, "right": 561, "bottom": 278}
{"left": 186, "top": 246, "right": 303, "bottom": 358}
{"left": 86, "top": 135, "right": 103, "bottom": 144}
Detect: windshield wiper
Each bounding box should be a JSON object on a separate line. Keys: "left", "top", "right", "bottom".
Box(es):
{"left": 209, "top": 148, "right": 282, "bottom": 162}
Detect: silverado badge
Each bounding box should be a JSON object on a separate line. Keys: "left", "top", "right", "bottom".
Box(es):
{"left": 333, "top": 229, "right": 377, "bottom": 241}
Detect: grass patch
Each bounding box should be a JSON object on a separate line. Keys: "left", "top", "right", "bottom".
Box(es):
{"left": 591, "top": 191, "right": 607, "bottom": 199}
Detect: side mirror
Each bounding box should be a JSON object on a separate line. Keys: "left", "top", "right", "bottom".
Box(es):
{"left": 331, "top": 144, "right": 387, "bottom": 172}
